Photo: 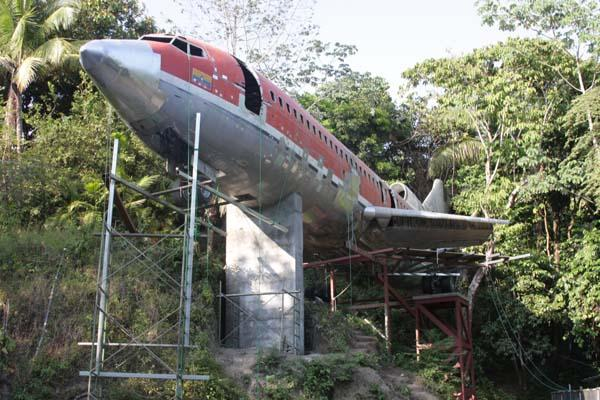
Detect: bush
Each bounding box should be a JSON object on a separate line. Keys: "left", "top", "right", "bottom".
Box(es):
{"left": 303, "top": 360, "right": 334, "bottom": 399}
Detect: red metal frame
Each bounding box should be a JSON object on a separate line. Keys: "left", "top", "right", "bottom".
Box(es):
{"left": 414, "top": 294, "right": 476, "bottom": 400}
{"left": 303, "top": 246, "right": 504, "bottom": 399}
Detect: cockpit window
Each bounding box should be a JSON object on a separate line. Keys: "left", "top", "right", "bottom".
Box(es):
{"left": 140, "top": 35, "right": 206, "bottom": 58}
{"left": 190, "top": 45, "right": 204, "bottom": 57}
{"left": 140, "top": 36, "right": 172, "bottom": 43}
{"left": 172, "top": 38, "right": 188, "bottom": 53}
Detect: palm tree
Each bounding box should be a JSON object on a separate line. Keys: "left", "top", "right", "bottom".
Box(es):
{"left": 0, "top": 0, "right": 78, "bottom": 154}
{"left": 428, "top": 137, "right": 483, "bottom": 179}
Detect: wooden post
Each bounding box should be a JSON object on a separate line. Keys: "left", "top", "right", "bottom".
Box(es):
{"left": 329, "top": 269, "right": 336, "bottom": 312}
{"left": 415, "top": 305, "right": 421, "bottom": 362}
{"left": 383, "top": 262, "right": 391, "bottom": 354}
{"left": 456, "top": 299, "right": 466, "bottom": 400}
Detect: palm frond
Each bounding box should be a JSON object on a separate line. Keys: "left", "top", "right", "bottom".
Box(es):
{"left": 0, "top": 55, "right": 14, "bottom": 71}
{"left": 9, "top": 7, "right": 32, "bottom": 59}
{"left": 0, "top": 0, "right": 15, "bottom": 47}
{"left": 428, "top": 137, "right": 483, "bottom": 178}
{"left": 33, "top": 37, "right": 75, "bottom": 65}
{"left": 43, "top": 1, "right": 78, "bottom": 34}
{"left": 126, "top": 199, "right": 147, "bottom": 208}
{"left": 67, "top": 200, "right": 91, "bottom": 213}
{"left": 136, "top": 175, "right": 160, "bottom": 190}
{"left": 13, "top": 54, "right": 42, "bottom": 90}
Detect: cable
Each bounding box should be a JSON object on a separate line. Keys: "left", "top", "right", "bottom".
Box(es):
{"left": 488, "top": 272, "right": 565, "bottom": 389}
{"left": 486, "top": 273, "right": 566, "bottom": 391}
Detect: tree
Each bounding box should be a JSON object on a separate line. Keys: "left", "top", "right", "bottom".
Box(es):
{"left": 478, "top": 0, "right": 600, "bottom": 137}
{"left": 0, "top": 0, "right": 79, "bottom": 155}
{"left": 23, "top": 0, "right": 158, "bottom": 118}
{"left": 69, "top": 0, "right": 155, "bottom": 40}
{"left": 404, "top": 39, "right": 581, "bottom": 350}
{"left": 298, "top": 72, "right": 416, "bottom": 184}
{"left": 172, "top": 0, "right": 356, "bottom": 90}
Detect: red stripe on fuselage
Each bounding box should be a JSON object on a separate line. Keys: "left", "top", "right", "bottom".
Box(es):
{"left": 146, "top": 36, "right": 405, "bottom": 209}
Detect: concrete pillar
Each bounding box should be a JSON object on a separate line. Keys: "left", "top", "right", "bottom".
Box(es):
{"left": 224, "top": 193, "right": 304, "bottom": 354}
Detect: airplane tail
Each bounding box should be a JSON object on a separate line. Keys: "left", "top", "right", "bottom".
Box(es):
{"left": 391, "top": 178, "right": 449, "bottom": 213}
{"left": 422, "top": 179, "right": 449, "bottom": 213}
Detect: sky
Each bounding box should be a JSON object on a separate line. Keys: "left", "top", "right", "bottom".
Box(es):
{"left": 141, "top": 0, "right": 519, "bottom": 95}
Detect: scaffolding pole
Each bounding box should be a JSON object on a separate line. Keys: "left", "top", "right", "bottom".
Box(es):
{"left": 176, "top": 113, "right": 201, "bottom": 399}
{"left": 83, "top": 114, "right": 209, "bottom": 400}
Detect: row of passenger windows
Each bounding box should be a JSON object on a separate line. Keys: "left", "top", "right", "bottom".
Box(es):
{"left": 269, "top": 89, "right": 383, "bottom": 188}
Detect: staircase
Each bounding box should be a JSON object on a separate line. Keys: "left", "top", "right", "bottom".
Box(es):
{"left": 350, "top": 329, "right": 379, "bottom": 354}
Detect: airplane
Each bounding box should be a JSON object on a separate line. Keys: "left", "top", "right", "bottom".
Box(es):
{"left": 79, "top": 34, "right": 507, "bottom": 254}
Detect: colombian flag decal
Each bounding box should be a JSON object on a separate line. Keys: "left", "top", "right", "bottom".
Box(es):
{"left": 192, "top": 68, "right": 212, "bottom": 89}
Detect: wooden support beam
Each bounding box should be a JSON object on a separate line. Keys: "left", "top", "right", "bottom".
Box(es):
{"left": 416, "top": 304, "right": 457, "bottom": 339}
{"left": 329, "top": 269, "right": 336, "bottom": 312}
{"left": 375, "top": 274, "right": 416, "bottom": 318}
{"left": 104, "top": 175, "right": 136, "bottom": 233}
{"left": 383, "top": 262, "right": 391, "bottom": 354}
{"left": 345, "top": 301, "right": 407, "bottom": 311}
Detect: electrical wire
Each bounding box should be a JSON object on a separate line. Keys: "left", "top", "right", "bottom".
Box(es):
{"left": 486, "top": 273, "right": 566, "bottom": 391}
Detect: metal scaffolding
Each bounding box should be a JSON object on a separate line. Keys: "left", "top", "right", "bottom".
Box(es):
{"left": 217, "top": 284, "right": 303, "bottom": 354}
{"left": 80, "top": 114, "right": 211, "bottom": 399}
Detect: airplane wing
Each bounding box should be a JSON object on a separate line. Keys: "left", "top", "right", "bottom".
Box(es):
{"left": 362, "top": 206, "right": 509, "bottom": 249}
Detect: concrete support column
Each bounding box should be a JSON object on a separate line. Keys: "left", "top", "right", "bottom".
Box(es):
{"left": 225, "top": 193, "right": 304, "bottom": 354}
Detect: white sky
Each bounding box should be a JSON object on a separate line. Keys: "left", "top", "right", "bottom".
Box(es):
{"left": 142, "top": 0, "right": 519, "bottom": 95}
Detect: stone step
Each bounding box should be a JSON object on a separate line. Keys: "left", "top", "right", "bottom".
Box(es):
{"left": 353, "top": 335, "right": 378, "bottom": 342}
{"left": 352, "top": 340, "right": 377, "bottom": 349}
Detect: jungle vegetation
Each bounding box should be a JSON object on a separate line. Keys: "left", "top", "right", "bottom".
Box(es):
{"left": 0, "top": 0, "right": 599, "bottom": 399}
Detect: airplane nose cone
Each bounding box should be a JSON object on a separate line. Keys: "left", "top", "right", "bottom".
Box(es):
{"left": 80, "top": 39, "right": 165, "bottom": 122}
{"left": 79, "top": 40, "right": 106, "bottom": 72}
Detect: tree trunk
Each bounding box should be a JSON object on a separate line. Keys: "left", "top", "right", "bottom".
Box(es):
{"left": 4, "top": 82, "right": 23, "bottom": 155}
{"left": 552, "top": 209, "right": 561, "bottom": 266}
{"left": 541, "top": 204, "right": 552, "bottom": 262}
{"left": 0, "top": 299, "right": 10, "bottom": 400}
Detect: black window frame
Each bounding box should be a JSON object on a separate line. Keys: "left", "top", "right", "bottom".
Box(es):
{"left": 189, "top": 44, "right": 204, "bottom": 57}
{"left": 172, "top": 38, "right": 188, "bottom": 53}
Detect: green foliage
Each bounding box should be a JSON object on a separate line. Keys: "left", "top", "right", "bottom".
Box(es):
{"left": 303, "top": 359, "right": 334, "bottom": 399}
{"left": 428, "top": 137, "right": 483, "bottom": 178}
{"left": 0, "top": 0, "right": 79, "bottom": 91}
{"left": 298, "top": 72, "right": 415, "bottom": 183}
{"left": 0, "top": 328, "right": 15, "bottom": 373}
{"left": 256, "top": 347, "right": 285, "bottom": 374}
{"left": 558, "top": 224, "right": 600, "bottom": 345}
{"left": 308, "top": 303, "right": 353, "bottom": 352}
{"left": 477, "top": 0, "right": 600, "bottom": 57}
{"left": 69, "top": 0, "right": 156, "bottom": 40}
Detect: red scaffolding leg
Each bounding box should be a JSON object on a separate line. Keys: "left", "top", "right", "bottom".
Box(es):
{"left": 413, "top": 294, "right": 476, "bottom": 400}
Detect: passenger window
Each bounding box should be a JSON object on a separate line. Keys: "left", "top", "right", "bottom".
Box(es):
{"left": 294, "top": 109, "right": 297, "bottom": 118}
{"left": 270, "top": 91, "right": 275, "bottom": 101}
{"left": 300, "top": 115, "right": 304, "bottom": 123}
{"left": 286, "top": 103, "right": 290, "bottom": 113}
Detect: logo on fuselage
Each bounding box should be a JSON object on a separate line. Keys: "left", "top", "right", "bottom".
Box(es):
{"left": 192, "top": 68, "right": 212, "bottom": 89}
